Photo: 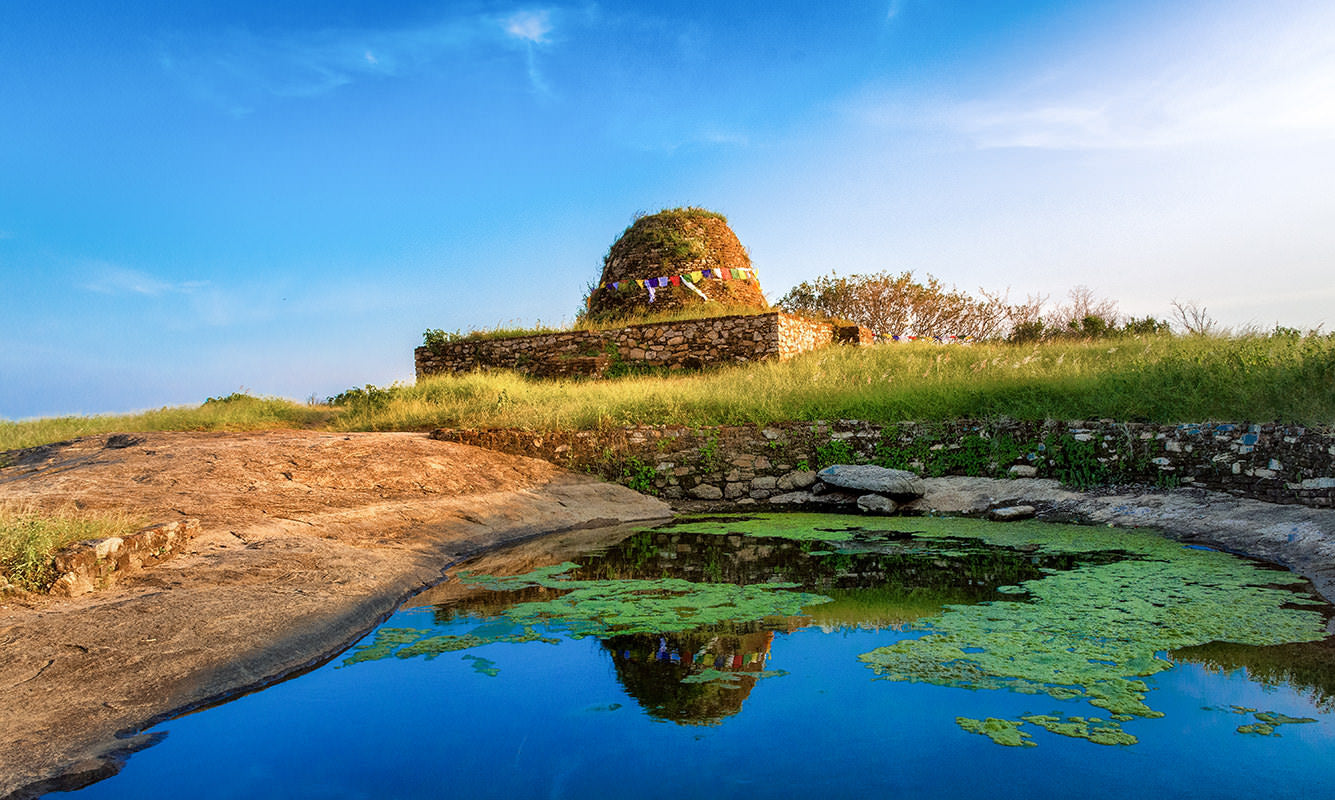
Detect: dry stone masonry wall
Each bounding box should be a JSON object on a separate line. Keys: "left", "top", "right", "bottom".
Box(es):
{"left": 48, "top": 518, "right": 200, "bottom": 597}
{"left": 415, "top": 312, "right": 868, "bottom": 379}
{"left": 432, "top": 419, "right": 1335, "bottom": 509}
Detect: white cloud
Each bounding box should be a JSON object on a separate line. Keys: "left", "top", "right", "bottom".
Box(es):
{"left": 82, "top": 265, "right": 204, "bottom": 297}
{"left": 159, "top": 9, "right": 568, "bottom": 112}
{"left": 504, "top": 10, "right": 553, "bottom": 44}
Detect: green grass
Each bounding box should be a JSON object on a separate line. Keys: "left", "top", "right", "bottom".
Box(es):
{"left": 423, "top": 304, "right": 771, "bottom": 351}
{"left": 0, "top": 393, "right": 334, "bottom": 452}
{"left": 0, "top": 503, "right": 145, "bottom": 592}
{"left": 3, "top": 332, "right": 1333, "bottom": 452}
{"left": 340, "top": 332, "right": 1335, "bottom": 432}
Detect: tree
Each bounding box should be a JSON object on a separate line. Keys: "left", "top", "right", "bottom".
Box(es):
{"left": 777, "top": 271, "right": 1010, "bottom": 339}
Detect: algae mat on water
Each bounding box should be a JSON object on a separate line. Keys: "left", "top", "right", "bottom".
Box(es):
{"left": 344, "top": 513, "right": 1331, "bottom": 747}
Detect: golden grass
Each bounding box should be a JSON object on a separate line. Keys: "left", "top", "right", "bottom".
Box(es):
{"left": 0, "top": 502, "right": 145, "bottom": 592}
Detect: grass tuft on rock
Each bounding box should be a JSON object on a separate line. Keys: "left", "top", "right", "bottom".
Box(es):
{"left": 0, "top": 503, "right": 144, "bottom": 592}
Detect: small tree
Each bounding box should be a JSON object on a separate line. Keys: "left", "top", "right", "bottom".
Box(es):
{"left": 777, "top": 270, "right": 1011, "bottom": 339}
{"left": 1169, "top": 299, "right": 1217, "bottom": 336}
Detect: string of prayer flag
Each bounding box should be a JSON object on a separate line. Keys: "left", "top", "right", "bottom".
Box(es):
{"left": 594, "top": 266, "right": 758, "bottom": 303}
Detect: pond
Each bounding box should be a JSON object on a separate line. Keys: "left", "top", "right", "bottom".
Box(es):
{"left": 73, "top": 513, "right": 1335, "bottom": 799}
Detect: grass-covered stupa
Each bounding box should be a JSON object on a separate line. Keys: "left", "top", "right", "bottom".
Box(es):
{"left": 585, "top": 207, "right": 769, "bottom": 321}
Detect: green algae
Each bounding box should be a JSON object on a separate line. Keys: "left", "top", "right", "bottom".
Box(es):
{"left": 956, "top": 717, "right": 1035, "bottom": 747}
{"left": 658, "top": 513, "right": 872, "bottom": 541}
{"left": 345, "top": 511, "right": 1330, "bottom": 744}
{"left": 1021, "top": 714, "right": 1137, "bottom": 746}
{"left": 462, "top": 655, "right": 500, "bottom": 677}
{"left": 459, "top": 566, "right": 831, "bottom": 638}
{"left": 1236, "top": 710, "right": 1318, "bottom": 736}
{"left": 859, "top": 518, "right": 1329, "bottom": 745}
{"left": 680, "top": 668, "right": 787, "bottom": 687}
{"left": 342, "top": 623, "right": 556, "bottom": 665}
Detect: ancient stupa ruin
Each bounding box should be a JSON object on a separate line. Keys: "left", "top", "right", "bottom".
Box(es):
{"left": 585, "top": 207, "right": 769, "bottom": 321}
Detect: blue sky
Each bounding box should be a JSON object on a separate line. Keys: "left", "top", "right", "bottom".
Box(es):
{"left": 3, "top": 0, "right": 1334, "bottom": 419}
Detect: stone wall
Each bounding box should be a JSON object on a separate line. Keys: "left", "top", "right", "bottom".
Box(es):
{"left": 48, "top": 519, "right": 200, "bottom": 597}
{"left": 415, "top": 312, "right": 870, "bottom": 379}
{"left": 432, "top": 419, "right": 1335, "bottom": 509}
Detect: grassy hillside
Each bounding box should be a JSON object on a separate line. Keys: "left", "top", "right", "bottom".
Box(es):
{"left": 335, "top": 332, "right": 1335, "bottom": 432}
{"left": 3, "top": 333, "right": 1332, "bottom": 453}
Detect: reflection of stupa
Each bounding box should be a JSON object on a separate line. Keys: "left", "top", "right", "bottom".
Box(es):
{"left": 585, "top": 208, "right": 769, "bottom": 322}
{"left": 602, "top": 628, "right": 778, "bottom": 725}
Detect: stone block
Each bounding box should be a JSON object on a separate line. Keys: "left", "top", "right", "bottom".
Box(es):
{"left": 776, "top": 470, "right": 817, "bottom": 491}
{"left": 689, "top": 484, "right": 724, "bottom": 500}
{"left": 988, "top": 505, "right": 1037, "bottom": 521}
{"left": 856, "top": 494, "right": 898, "bottom": 515}
{"left": 817, "top": 464, "right": 924, "bottom": 499}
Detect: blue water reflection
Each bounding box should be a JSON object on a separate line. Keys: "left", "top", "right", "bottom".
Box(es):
{"left": 72, "top": 515, "right": 1335, "bottom": 799}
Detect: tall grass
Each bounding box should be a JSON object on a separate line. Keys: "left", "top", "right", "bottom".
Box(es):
{"left": 0, "top": 502, "right": 145, "bottom": 592}
{"left": 0, "top": 393, "right": 333, "bottom": 452}
{"left": 335, "top": 333, "right": 1335, "bottom": 432}
{"left": 3, "top": 333, "right": 1332, "bottom": 453}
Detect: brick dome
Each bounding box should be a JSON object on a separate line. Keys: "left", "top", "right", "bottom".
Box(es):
{"left": 585, "top": 208, "right": 768, "bottom": 321}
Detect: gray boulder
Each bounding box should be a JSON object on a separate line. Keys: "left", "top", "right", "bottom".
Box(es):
{"left": 818, "top": 464, "right": 924, "bottom": 499}
{"left": 988, "top": 505, "right": 1037, "bottom": 521}
{"left": 856, "top": 494, "right": 899, "bottom": 515}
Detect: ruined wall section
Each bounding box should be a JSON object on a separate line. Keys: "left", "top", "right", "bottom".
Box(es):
{"left": 432, "top": 420, "right": 1335, "bottom": 509}
{"left": 416, "top": 312, "right": 867, "bottom": 379}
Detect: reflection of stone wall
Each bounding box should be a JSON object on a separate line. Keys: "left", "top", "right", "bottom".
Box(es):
{"left": 414, "top": 312, "right": 866, "bottom": 379}
{"left": 432, "top": 420, "right": 1335, "bottom": 509}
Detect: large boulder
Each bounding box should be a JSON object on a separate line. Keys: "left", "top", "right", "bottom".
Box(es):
{"left": 817, "top": 464, "right": 925, "bottom": 499}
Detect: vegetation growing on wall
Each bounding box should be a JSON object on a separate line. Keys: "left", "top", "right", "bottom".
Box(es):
{"left": 1, "top": 503, "right": 144, "bottom": 592}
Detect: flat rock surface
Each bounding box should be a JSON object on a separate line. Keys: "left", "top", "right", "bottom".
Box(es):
{"left": 818, "top": 464, "right": 924, "bottom": 498}
{"left": 0, "top": 431, "right": 671, "bottom": 799}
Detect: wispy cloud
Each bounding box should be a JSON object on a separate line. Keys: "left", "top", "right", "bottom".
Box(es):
{"left": 504, "top": 10, "right": 554, "bottom": 44}
{"left": 82, "top": 264, "right": 206, "bottom": 297}
{"left": 160, "top": 8, "right": 569, "bottom": 114}
{"left": 501, "top": 9, "right": 557, "bottom": 97}
{"left": 949, "top": 4, "right": 1335, "bottom": 150}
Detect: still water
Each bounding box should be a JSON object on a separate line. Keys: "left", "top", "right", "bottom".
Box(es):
{"left": 74, "top": 513, "right": 1335, "bottom": 799}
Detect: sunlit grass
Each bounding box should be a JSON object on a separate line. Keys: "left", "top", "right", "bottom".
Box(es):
{"left": 0, "top": 502, "right": 145, "bottom": 592}
{"left": 3, "top": 333, "right": 1332, "bottom": 453}
{"left": 0, "top": 393, "right": 334, "bottom": 452}
{"left": 337, "top": 333, "right": 1335, "bottom": 432}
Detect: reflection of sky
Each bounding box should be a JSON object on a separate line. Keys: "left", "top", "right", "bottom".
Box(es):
{"left": 72, "top": 610, "right": 1335, "bottom": 800}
